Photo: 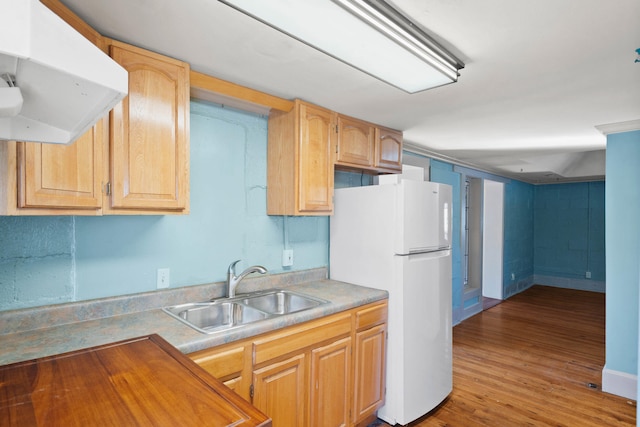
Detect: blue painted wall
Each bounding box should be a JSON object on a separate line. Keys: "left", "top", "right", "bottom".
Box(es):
{"left": 605, "top": 130, "right": 640, "bottom": 379}
{"left": 0, "top": 217, "right": 74, "bottom": 306}
{"left": 503, "top": 179, "right": 535, "bottom": 298}
{"left": 534, "top": 182, "right": 605, "bottom": 284}
{"left": 0, "top": 101, "right": 329, "bottom": 311}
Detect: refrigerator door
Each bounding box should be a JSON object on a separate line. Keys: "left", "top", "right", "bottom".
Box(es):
{"left": 395, "top": 180, "right": 452, "bottom": 255}
{"left": 378, "top": 249, "right": 453, "bottom": 425}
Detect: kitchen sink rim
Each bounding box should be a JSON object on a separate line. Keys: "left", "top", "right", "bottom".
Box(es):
{"left": 162, "top": 288, "right": 330, "bottom": 335}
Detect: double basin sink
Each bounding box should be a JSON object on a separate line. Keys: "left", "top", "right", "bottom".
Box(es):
{"left": 163, "top": 290, "right": 328, "bottom": 334}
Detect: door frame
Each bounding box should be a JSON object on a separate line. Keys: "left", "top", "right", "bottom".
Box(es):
{"left": 454, "top": 166, "right": 507, "bottom": 320}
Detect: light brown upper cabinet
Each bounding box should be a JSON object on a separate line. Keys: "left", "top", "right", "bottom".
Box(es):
{"left": 107, "top": 40, "right": 190, "bottom": 214}
{"left": 18, "top": 124, "right": 103, "bottom": 211}
{"left": 335, "top": 115, "right": 375, "bottom": 169}
{"left": 0, "top": 41, "right": 190, "bottom": 216}
{"left": 0, "top": 123, "right": 106, "bottom": 216}
{"left": 266, "top": 100, "right": 403, "bottom": 216}
{"left": 267, "top": 99, "right": 336, "bottom": 216}
{"left": 375, "top": 126, "right": 403, "bottom": 173}
{"left": 336, "top": 115, "right": 402, "bottom": 174}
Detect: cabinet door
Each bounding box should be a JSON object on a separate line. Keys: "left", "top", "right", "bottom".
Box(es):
{"left": 253, "top": 353, "right": 307, "bottom": 427}
{"left": 336, "top": 116, "right": 374, "bottom": 169}
{"left": 353, "top": 324, "right": 387, "bottom": 424}
{"left": 309, "top": 337, "right": 351, "bottom": 427}
{"left": 375, "top": 127, "right": 402, "bottom": 172}
{"left": 109, "top": 41, "right": 189, "bottom": 212}
{"left": 297, "top": 102, "right": 335, "bottom": 214}
{"left": 18, "top": 123, "right": 103, "bottom": 210}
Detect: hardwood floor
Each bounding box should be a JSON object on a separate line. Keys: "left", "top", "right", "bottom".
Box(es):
{"left": 376, "top": 285, "right": 636, "bottom": 426}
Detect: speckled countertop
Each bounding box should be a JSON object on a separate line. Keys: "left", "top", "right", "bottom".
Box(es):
{"left": 0, "top": 268, "right": 387, "bottom": 366}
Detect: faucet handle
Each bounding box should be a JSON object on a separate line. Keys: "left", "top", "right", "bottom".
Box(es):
{"left": 228, "top": 260, "right": 241, "bottom": 276}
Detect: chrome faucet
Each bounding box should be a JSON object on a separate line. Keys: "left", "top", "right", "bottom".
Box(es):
{"left": 226, "top": 260, "right": 267, "bottom": 298}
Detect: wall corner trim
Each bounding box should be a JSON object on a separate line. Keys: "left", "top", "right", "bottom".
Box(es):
{"left": 602, "top": 367, "right": 637, "bottom": 400}
{"left": 595, "top": 119, "right": 640, "bottom": 135}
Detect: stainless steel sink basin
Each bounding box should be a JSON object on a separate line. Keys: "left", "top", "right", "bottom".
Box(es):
{"left": 241, "top": 290, "right": 326, "bottom": 315}
{"left": 163, "top": 301, "right": 268, "bottom": 334}
{"left": 163, "top": 290, "right": 328, "bottom": 334}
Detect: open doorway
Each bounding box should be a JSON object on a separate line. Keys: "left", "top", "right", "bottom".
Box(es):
{"left": 462, "top": 178, "right": 483, "bottom": 318}
{"left": 461, "top": 177, "right": 504, "bottom": 320}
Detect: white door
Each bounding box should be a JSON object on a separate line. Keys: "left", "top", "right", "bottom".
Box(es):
{"left": 482, "top": 180, "right": 504, "bottom": 300}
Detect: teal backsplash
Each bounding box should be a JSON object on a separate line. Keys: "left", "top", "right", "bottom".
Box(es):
{"left": 0, "top": 101, "right": 329, "bottom": 311}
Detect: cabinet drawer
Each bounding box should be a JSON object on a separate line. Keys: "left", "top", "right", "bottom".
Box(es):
{"left": 355, "top": 301, "right": 388, "bottom": 331}
{"left": 190, "top": 344, "right": 245, "bottom": 380}
{"left": 223, "top": 376, "right": 242, "bottom": 392}
{"left": 254, "top": 313, "right": 351, "bottom": 365}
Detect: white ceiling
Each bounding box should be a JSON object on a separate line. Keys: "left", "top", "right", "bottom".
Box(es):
{"left": 61, "top": 0, "right": 640, "bottom": 183}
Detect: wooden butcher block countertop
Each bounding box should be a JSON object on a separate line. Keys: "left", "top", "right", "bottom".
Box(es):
{"left": 0, "top": 334, "right": 270, "bottom": 427}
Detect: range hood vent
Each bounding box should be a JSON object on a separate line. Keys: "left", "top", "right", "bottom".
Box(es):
{"left": 0, "top": 0, "right": 128, "bottom": 144}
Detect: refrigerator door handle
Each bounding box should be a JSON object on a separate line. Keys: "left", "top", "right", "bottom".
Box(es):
{"left": 406, "top": 246, "right": 451, "bottom": 255}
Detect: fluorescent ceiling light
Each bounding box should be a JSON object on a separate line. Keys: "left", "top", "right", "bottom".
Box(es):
{"left": 219, "top": 0, "right": 464, "bottom": 93}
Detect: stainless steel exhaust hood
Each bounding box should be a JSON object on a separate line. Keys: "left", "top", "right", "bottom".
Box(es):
{"left": 0, "top": 0, "right": 128, "bottom": 144}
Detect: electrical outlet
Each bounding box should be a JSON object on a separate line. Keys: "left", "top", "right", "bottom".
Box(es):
{"left": 511, "top": 273, "right": 515, "bottom": 281}
{"left": 282, "top": 249, "right": 294, "bottom": 267}
{"left": 157, "top": 268, "right": 170, "bottom": 289}
{"left": 586, "top": 271, "right": 591, "bottom": 279}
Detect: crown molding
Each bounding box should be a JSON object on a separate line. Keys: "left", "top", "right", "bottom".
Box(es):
{"left": 595, "top": 119, "right": 640, "bottom": 135}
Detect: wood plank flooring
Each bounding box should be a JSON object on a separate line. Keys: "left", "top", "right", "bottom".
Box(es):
{"left": 377, "top": 285, "right": 636, "bottom": 426}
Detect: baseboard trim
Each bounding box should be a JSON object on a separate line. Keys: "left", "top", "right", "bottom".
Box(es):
{"left": 504, "top": 275, "right": 534, "bottom": 299}
{"left": 533, "top": 275, "right": 605, "bottom": 293}
{"left": 602, "top": 367, "right": 637, "bottom": 400}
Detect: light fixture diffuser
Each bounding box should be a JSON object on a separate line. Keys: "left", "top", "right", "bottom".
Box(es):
{"left": 219, "top": 0, "right": 464, "bottom": 93}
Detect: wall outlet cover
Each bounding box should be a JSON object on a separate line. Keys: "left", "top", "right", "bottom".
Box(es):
{"left": 157, "top": 268, "right": 170, "bottom": 289}
{"left": 282, "top": 249, "right": 294, "bottom": 267}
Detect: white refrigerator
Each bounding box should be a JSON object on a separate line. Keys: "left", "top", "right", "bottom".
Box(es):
{"left": 329, "top": 179, "right": 452, "bottom": 426}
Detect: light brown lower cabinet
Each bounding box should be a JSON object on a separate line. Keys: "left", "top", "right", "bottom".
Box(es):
{"left": 310, "top": 336, "right": 351, "bottom": 427}
{"left": 253, "top": 353, "right": 307, "bottom": 426}
{"left": 353, "top": 324, "right": 387, "bottom": 423}
{"left": 190, "top": 299, "right": 388, "bottom": 427}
